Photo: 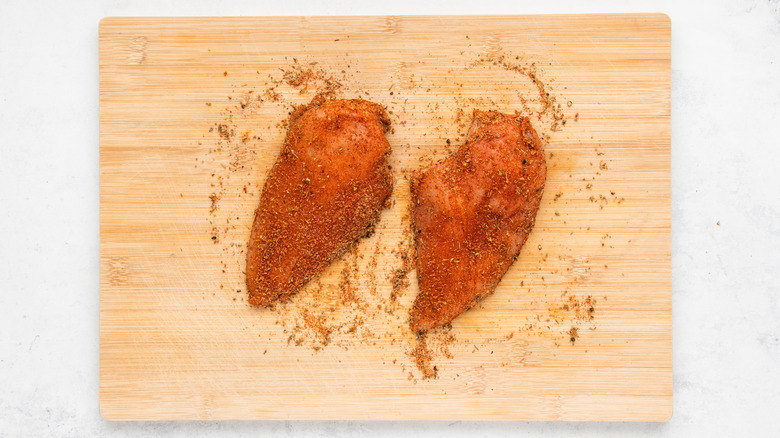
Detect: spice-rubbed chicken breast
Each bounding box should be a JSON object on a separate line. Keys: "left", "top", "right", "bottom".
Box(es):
{"left": 410, "top": 110, "right": 546, "bottom": 332}
{"left": 246, "top": 97, "right": 393, "bottom": 306}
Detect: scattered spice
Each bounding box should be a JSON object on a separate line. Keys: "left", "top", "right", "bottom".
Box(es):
{"left": 200, "top": 49, "right": 598, "bottom": 381}
{"left": 209, "top": 193, "right": 220, "bottom": 213}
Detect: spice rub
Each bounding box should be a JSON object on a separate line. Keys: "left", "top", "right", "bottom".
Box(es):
{"left": 246, "top": 97, "right": 393, "bottom": 306}
{"left": 409, "top": 110, "right": 546, "bottom": 332}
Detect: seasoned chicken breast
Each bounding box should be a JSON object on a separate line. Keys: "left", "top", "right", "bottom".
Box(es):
{"left": 246, "top": 97, "right": 393, "bottom": 306}
{"left": 410, "top": 110, "right": 546, "bottom": 332}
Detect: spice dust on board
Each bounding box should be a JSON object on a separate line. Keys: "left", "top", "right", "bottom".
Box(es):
{"left": 196, "top": 50, "right": 614, "bottom": 381}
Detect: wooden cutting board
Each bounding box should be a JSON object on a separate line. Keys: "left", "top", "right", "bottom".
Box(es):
{"left": 99, "top": 14, "right": 671, "bottom": 421}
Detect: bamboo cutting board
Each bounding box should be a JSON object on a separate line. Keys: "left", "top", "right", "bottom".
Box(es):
{"left": 99, "top": 15, "right": 671, "bottom": 421}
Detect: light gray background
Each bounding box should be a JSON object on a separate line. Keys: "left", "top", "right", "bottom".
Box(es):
{"left": 2, "top": 0, "right": 779, "bottom": 436}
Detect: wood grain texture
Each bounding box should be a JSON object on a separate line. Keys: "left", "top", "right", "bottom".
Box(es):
{"left": 99, "top": 14, "right": 671, "bottom": 421}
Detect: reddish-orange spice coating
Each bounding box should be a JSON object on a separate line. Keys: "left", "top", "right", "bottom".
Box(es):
{"left": 246, "top": 97, "right": 393, "bottom": 306}
{"left": 410, "top": 110, "right": 547, "bottom": 332}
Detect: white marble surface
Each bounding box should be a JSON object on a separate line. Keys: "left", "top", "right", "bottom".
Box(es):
{"left": 2, "top": 0, "right": 779, "bottom": 436}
